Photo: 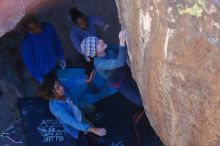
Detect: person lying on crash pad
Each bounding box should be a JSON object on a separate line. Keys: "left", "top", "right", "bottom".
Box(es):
{"left": 39, "top": 74, "right": 109, "bottom": 145}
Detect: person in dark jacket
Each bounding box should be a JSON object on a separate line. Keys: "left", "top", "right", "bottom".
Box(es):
{"left": 69, "top": 8, "right": 109, "bottom": 81}
{"left": 20, "top": 15, "right": 66, "bottom": 83}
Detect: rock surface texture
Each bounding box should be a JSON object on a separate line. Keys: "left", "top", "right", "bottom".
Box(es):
{"left": 0, "top": 0, "right": 60, "bottom": 37}
{"left": 116, "top": 0, "right": 220, "bottom": 146}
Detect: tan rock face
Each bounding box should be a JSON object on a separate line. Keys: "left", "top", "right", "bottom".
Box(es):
{"left": 0, "top": 0, "right": 59, "bottom": 37}
{"left": 116, "top": 0, "right": 220, "bottom": 146}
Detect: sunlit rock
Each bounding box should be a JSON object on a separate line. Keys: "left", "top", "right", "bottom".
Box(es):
{"left": 116, "top": 0, "right": 220, "bottom": 146}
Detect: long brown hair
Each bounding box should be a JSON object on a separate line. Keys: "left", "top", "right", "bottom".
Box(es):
{"left": 21, "top": 14, "right": 40, "bottom": 30}
{"left": 39, "top": 73, "right": 57, "bottom": 100}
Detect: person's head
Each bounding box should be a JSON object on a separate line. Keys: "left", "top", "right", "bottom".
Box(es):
{"left": 80, "top": 37, "right": 107, "bottom": 60}
{"left": 96, "top": 39, "right": 108, "bottom": 55}
{"left": 21, "top": 15, "right": 42, "bottom": 34}
{"left": 69, "top": 8, "right": 88, "bottom": 30}
{"left": 39, "top": 74, "right": 65, "bottom": 100}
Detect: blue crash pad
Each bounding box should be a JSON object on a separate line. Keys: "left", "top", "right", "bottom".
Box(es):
{"left": 57, "top": 67, "right": 116, "bottom": 104}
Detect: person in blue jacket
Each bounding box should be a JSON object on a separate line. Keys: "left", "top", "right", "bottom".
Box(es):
{"left": 69, "top": 8, "right": 109, "bottom": 81}
{"left": 20, "top": 15, "right": 66, "bottom": 83}
{"left": 39, "top": 74, "right": 108, "bottom": 145}
{"left": 80, "top": 30, "right": 143, "bottom": 106}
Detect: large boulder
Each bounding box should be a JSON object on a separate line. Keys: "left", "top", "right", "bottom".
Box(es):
{"left": 116, "top": 0, "right": 220, "bottom": 146}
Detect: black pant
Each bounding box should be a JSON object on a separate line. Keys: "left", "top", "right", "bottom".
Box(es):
{"left": 76, "top": 132, "right": 99, "bottom": 146}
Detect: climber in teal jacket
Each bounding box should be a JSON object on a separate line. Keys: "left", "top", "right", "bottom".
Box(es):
{"left": 80, "top": 30, "right": 143, "bottom": 106}
{"left": 20, "top": 15, "right": 66, "bottom": 83}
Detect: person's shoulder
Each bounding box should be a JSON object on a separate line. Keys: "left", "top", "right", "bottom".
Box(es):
{"left": 22, "top": 34, "right": 31, "bottom": 42}
{"left": 94, "top": 57, "right": 106, "bottom": 64}
{"left": 49, "top": 99, "right": 55, "bottom": 105}
{"left": 94, "top": 57, "right": 100, "bottom": 63}
{"left": 42, "top": 22, "right": 55, "bottom": 32}
{"left": 108, "top": 44, "right": 118, "bottom": 49}
{"left": 88, "top": 16, "right": 99, "bottom": 23}
{"left": 70, "top": 26, "right": 81, "bottom": 38}
{"left": 88, "top": 16, "right": 101, "bottom": 20}
{"left": 21, "top": 34, "right": 32, "bottom": 47}
{"left": 88, "top": 16, "right": 104, "bottom": 24}
{"left": 94, "top": 57, "right": 98, "bottom": 63}
{"left": 50, "top": 100, "right": 65, "bottom": 114}
{"left": 49, "top": 99, "right": 61, "bottom": 109}
{"left": 48, "top": 100, "right": 58, "bottom": 115}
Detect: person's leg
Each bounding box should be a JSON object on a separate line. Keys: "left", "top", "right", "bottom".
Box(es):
{"left": 80, "top": 103, "right": 96, "bottom": 118}
{"left": 118, "top": 75, "right": 143, "bottom": 106}
{"left": 80, "top": 104, "right": 104, "bottom": 123}
{"left": 76, "top": 132, "right": 91, "bottom": 146}
{"left": 86, "top": 133, "right": 112, "bottom": 145}
{"left": 85, "top": 133, "right": 99, "bottom": 145}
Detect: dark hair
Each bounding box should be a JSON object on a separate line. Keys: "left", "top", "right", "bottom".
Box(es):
{"left": 39, "top": 73, "right": 57, "bottom": 100}
{"left": 21, "top": 15, "right": 39, "bottom": 29}
{"left": 69, "top": 8, "right": 85, "bottom": 24}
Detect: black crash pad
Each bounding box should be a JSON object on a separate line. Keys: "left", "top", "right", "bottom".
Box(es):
{"left": 17, "top": 98, "right": 76, "bottom": 146}
{"left": 18, "top": 93, "right": 163, "bottom": 146}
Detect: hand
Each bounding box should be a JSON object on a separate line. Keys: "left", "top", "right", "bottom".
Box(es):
{"left": 118, "top": 30, "right": 127, "bottom": 46}
{"left": 102, "top": 24, "right": 110, "bottom": 31}
{"left": 60, "top": 60, "right": 66, "bottom": 69}
{"left": 88, "top": 128, "right": 106, "bottom": 136}
{"left": 85, "top": 71, "right": 95, "bottom": 83}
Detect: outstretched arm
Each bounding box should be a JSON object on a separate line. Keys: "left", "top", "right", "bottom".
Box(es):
{"left": 50, "top": 104, "right": 90, "bottom": 132}
{"left": 95, "top": 45, "right": 126, "bottom": 70}
{"left": 94, "top": 30, "right": 127, "bottom": 70}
